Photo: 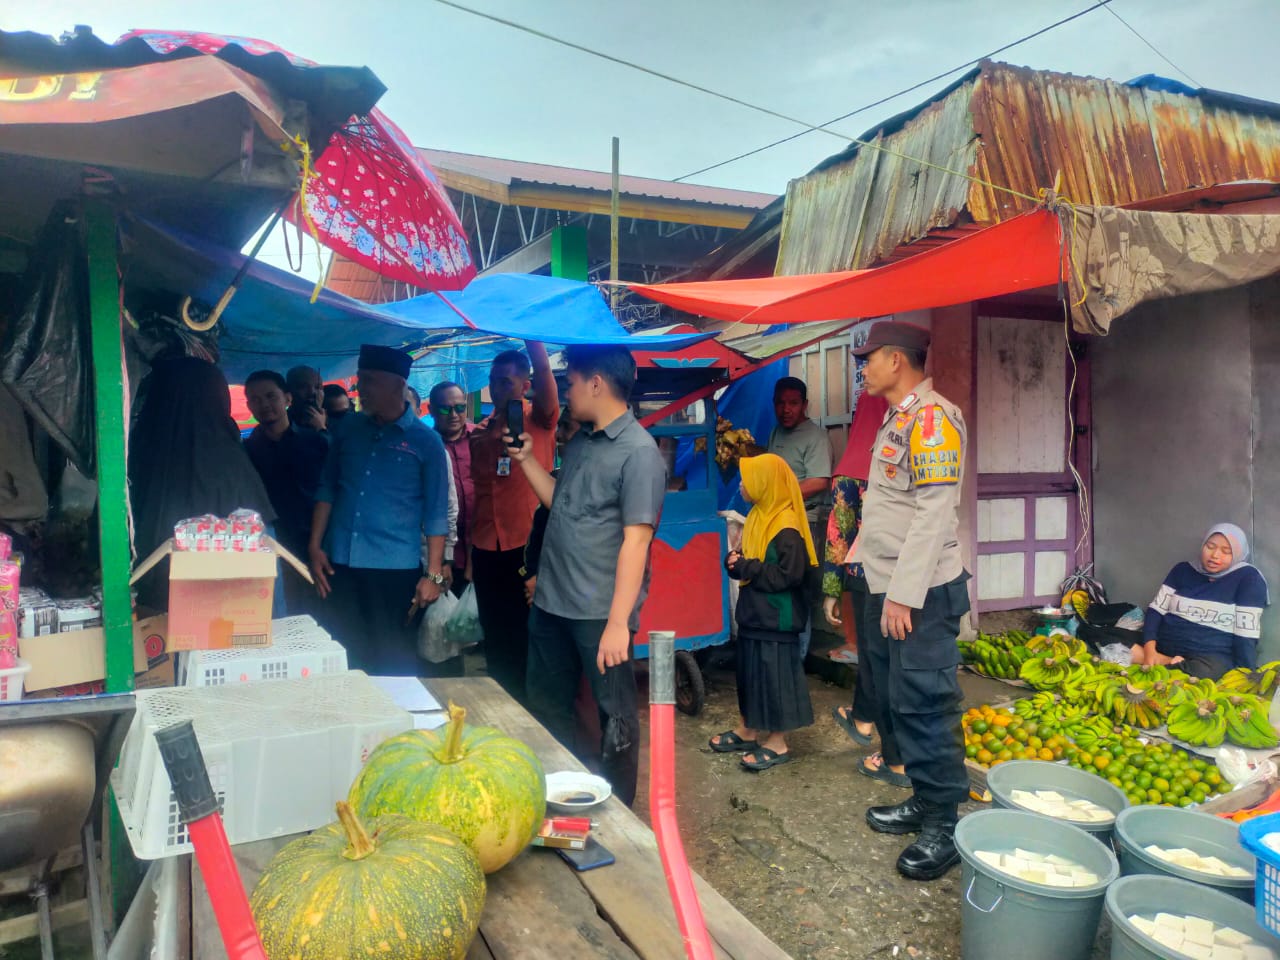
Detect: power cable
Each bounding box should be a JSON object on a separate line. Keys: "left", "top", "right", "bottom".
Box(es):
{"left": 675, "top": 0, "right": 1117, "bottom": 181}
{"left": 1100, "top": 2, "right": 1201, "bottom": 88}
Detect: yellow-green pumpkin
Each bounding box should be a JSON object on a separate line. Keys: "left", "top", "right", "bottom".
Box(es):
{"left": 348, "top": 701, "right": 545, "bottom": 873}
{"left": 250, "top": 802, "right": 484, "bottom": 960}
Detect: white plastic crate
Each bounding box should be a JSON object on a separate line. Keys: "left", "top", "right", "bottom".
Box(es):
{"left": 109, "top": 670, "right": 411, "bottom": 859}
{"left": 181, "top": 616, "right": 347, "bottom": 686}
{"left": 0, "top": 658, "right": 29, "bottom": 701}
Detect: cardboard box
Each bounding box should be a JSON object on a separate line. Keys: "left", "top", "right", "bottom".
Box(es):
{"left": 130, "top": 538, "right": 311, "bottom": 651}
{"left": 19, "top": 613, "right": 168, "bottom": 692}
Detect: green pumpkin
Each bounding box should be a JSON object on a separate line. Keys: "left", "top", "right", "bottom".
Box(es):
{"left": 250, "top": 802, "right": 484, "bottom": 960}
{"left": 349, "top": 701, "right": 545, "bottom": 873}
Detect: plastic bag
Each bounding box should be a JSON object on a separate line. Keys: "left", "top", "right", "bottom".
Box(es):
{"left": 1217, "top": 746, "right": 1278, "bottom": 787}
{"left": 445, "top": 583, "right": 483, "bottom": 649}
{"left": 418, "top": 588, "right": 460, "bottom": 663}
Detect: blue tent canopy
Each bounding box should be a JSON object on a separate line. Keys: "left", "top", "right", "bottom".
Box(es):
{"left": 121, "top": 217, "right": 713, "bottom": 385}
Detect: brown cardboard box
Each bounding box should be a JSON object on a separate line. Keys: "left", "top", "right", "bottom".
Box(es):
{"left": 130, "top": 538, "right": 310, "bottom": 651}
{"left": 19, "top": 613, "right": 168, "bottom": 692}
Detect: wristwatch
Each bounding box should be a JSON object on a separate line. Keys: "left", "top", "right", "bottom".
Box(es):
{"left": 424, "top": 570, "right": 446, "bottom": 586}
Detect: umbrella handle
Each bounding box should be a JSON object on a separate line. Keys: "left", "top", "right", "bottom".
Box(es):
{"left": 178, "top": 203, "right": 288, "bottom": 332}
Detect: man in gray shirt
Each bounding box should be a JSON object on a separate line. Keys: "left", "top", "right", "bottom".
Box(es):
{"left": 507, "top": 345, "right": 666, "bottom": 806}
{"left": 767, "top": 376, "right": 832, "bottom": 522}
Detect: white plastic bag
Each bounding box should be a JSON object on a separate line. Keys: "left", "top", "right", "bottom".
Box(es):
{"left": 418, "top": 588, "right": 460, "bottom": 663}
{"left": 445, "top": 583, "right": 483, "bottom": 649}
{"left": 1216, "top": 745, "right": 1278, "bottom": 787}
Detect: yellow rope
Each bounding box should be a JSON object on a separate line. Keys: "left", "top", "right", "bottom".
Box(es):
{"left": 289, "top": 134, "right": 326, "bottom": 303}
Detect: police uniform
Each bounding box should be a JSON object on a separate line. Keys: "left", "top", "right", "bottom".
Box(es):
{"left": 850, "top": 322, "right": 970, "bottom": 881}
{"left": 856, "top": 378, "right": 970, "bottom": 808}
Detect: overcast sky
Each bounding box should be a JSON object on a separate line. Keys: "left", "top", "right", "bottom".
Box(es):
{"left": 6, "top": 0, "right": 1279, "bottom": 273}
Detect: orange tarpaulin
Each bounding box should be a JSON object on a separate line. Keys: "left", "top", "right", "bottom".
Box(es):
{"left": 627, "top": 209, "right": 1067, "bottom": 324}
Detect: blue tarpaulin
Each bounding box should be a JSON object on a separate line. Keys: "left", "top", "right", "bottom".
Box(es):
{"left": 121, "top": 218, "right": 713, "bottom": 385}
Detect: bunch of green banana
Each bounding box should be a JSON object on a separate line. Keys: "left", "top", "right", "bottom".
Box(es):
{"left": 1102, "top": 682, "right": 1167, "bottom": 729}
{"left": 1223, "top": 694, "right": 1280, "bottom": 749}
{"left": 1219, "top": 661, "right": 1280, "bottom": 698}
{"left": 959, "top": 634, "right": 1037, "bottom": 679}
{"left": 1167, "top": 698, "right": 1229, "bottom": 747}
{"left": 1166, "top": 677, "right": 1218, "bottom": 708}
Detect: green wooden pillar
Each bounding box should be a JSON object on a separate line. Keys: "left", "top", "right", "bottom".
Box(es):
{"left": 85, "top": 202, "right": 134, "bottom": 694}
{"left": 550, "top": 224, "right": 588, "bottom": 281}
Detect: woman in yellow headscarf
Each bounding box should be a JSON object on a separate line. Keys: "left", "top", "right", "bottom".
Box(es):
{"left": 709, "top": 453, "right": 818, "bottom": 771}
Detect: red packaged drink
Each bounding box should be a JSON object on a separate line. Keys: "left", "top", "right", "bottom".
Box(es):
{"left": 209, "top": 516, "right": 230, "bottom": 552}
{"left": 0, "top": 610, "right": 17, "bottom": 664}
{"left": 228, "top": 510, "right": 265, "bottom": 552}
{"left": 0, "top": 532, "right": 11, "bottom": 562}
{"left": 0, "top": 561, "right": 19, "bottom": 612}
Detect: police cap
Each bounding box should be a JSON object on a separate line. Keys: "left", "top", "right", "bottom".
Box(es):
{"left": 852, "top": 321, "right": 931, "bottom": 357}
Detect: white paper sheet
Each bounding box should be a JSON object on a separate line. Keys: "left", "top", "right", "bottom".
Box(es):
{"left": 369, "top": 676, "right": 442, "bottom": 713}
{"left": 413, "top": 712, "right": 449, "bottom": 730}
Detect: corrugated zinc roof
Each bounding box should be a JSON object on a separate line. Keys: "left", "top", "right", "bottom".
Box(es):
{"left": 420, "top": 148, "right": 775, "bottom": 210}
{"left": 773, "top": 60, "right": 1280, "bottom": 275}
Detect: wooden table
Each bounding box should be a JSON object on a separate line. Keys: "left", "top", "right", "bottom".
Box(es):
{"left": 193, "top": 677, "right": 790, "bottom": 960}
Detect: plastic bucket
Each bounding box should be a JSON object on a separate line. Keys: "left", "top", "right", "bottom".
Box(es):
{"left": 988, "top": 760, "right": 1129, "bottom": 844}
{"left": 955, "top": 809, "right": 1119, "bottom": 960}
{"left": 1114, "top": 805, "right": 1255, "bottom": 902}
{"left": 1105, "top": 874, "right": 1273, "bottom": 960}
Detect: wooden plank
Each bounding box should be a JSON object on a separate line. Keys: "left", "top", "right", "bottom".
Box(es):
{"left": 0, "top": 845, "right": 82, "bottom": 896}
{"left": 0, "top": 899, "right": 89, "bottom": 945}
{"left": 432, "top": 678, "right": 790, "bottom": 960}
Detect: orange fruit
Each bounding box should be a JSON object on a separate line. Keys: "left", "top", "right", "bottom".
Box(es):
{"left": 1038, "top": 748, "right": 1054, "bottom": 761}
{"left": 976, "top": 749, "right": 994, "bottom": 765}
{"left": 1093, "top": 755, "right": 1111, "bottom": 772}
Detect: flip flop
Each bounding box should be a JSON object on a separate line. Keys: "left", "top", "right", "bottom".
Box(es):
{"left": 709, "top": 730, "right": 759, "bottom": 753}
{"left": 741, "top": 747, "right": 792, "bottom": 771}
{"left": 831, "top": 705, "right": 874, "bottom": 746}
{"left": 828, "top": 647, "right": 859, "bottom": 664}
{"left": 858, "top": 753, "right": 911, "bottom": 788}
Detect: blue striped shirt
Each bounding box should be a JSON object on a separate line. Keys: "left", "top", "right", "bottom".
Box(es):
{"left": 317, "top": 405, "right": 449, "bottom": 570}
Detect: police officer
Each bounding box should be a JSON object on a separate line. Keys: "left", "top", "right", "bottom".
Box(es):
{"left": 849, "top": 321, "right": 970, "bottom": 881}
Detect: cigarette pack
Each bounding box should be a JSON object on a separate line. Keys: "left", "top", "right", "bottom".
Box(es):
{"left": 529, "top": 817, "right": 593, "bottom": 850}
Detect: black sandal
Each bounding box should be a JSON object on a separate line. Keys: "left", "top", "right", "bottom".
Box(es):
{"left": 831, "top": 705, "right": 874, "bottom": 746}
{"left": 709, "top": 730, "right": 758, "bottom": 753}
{"left": 741, "top": 747, "right": 792, "bottom": 771}
{"left": 858, "top": 752, "right": 911, "bottom": 788}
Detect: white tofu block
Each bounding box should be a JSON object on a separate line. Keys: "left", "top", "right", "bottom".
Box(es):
{"left": 1021, "top": 868, "right": 1049, "bottom": 885}
{"left": 1200, "top": 856, "right": 1231, "bottom": 872}
{"left": 1181, "top": 943, "right": 1214, "bottom": 960}
{"left": 1045, "top": 854, "right": 1073, "bottom": 866}
{"left": 1130, "top": 916, "right": 1157, "bottom": 936}
{"left": 1014, "top": 847, "right": 1043, "bottom": 863}
{"left": 975, "top": 851, "right": 1002, "bottom": 870}
{"left": 1222, "top": 865, "right": 1251, "bottom": 879}
{"left": 1241, "top": 945, "right": 1274, "bottom": 960}
{"left": 1184, "top": 916, "right": 1215, "bottom": 946}
{"left": 1215, "top": 927, "right": 1251, "bottom": 947}
{"left": 1011, "top": 789, "right": 1035, "bottom": 802}
{"left": 1001, "top": 855, "right": 1029, "bottom": 875}
{"left": 1212, "top": 946, "right": 1245, "bottom": 960}
{"left": 1155, "top": 914, "right": 1187, "bottom": 935}
{"left": 1073, "top": 871, "right": 1099, "bottom": 886}
{"left": 1145, "top": 844, "right": 1166, "bottom": 857}
{"left": 1151, "top": 927, "right": 1185, "bottom": 952}
{"left": 1039, "top": 790, "right": 1065, "bottom": 802}
{"left": 1042, "top": 873, "right": 1075, "bottom": 887}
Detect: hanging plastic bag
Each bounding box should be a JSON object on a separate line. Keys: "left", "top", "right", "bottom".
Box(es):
{"left": 445, "top": 583, "right": 484, "bottom": 649}
{"left": 418, "top": 588, "right": 460, "bottom": 663}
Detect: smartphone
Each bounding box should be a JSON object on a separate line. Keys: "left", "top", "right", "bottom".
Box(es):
{"left": 506, "top": 399, "right": 524, "bottom": 449}
{"left": 557, "top": 837, "right": 615, "bottom": 872}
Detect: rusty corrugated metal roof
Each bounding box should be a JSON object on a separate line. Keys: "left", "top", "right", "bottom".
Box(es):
{"left": 775, "top": 60, "right": 1280, "bottom": 275}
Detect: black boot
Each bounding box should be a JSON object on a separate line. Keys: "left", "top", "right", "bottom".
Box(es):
{"left": 865, "top": 795, "right": 928, "bottom": 835}
{"left": 896, "top": 803, "right": 960, "bottom": 881}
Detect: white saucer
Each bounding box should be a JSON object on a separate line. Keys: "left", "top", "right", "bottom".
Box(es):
{"left": 545, "top": 771, "right": 612, "bottom": 812}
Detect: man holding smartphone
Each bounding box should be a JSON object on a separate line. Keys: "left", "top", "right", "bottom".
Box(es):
{"left": 286, "top": 365, "right": 329, "bottom": 435}
{"left": 469, "top": 342, "right": 558, "bottom": 702}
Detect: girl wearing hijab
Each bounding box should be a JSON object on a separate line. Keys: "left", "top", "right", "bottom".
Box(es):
{"left": 709, "top": 453, "right": 817, "bottom": 771}
{"left": 1131, "top": 523, "right": 1270, "bottom": 679}
{"left": 129, "top": 356, "right": 276, "bottom": 611}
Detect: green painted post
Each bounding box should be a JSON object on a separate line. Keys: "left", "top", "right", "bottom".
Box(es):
{"left": 85, "top": 203, "right": 134, "bottom": 694}
{"left": 550, "top": 224, "right": 589, "bottom": 281}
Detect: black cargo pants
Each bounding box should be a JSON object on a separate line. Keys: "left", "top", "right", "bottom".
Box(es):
{"left": 864, "top": 574, "right": 970, "bottom": 807}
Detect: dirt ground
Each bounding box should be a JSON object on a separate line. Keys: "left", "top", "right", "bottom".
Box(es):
{"left": 628, "top": 616, "right": 1116, "bottom": 960}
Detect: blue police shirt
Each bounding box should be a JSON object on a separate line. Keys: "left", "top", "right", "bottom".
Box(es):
{"left": 316, "top": 404, "right": 449, "bottom": 570}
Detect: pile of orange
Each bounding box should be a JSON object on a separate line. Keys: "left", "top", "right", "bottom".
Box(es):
{"left": 962, "top": 705, "right": 1069, "bottom": 769}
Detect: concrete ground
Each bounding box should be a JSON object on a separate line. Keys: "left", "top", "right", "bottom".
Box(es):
{"left": 629, "top": 618, "right": 1115, "bottom": 960}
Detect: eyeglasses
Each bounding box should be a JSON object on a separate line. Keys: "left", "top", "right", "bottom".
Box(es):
{"left": 437, "top": 403, "right": 467, "bottom": 414}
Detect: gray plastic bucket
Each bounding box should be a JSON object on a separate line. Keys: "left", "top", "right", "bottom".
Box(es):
{"left": 1114, "top": 805, "right": 1255, "bottom": 902}
{"left": 988, "top": 760, "right": 1129, "bottom": 845}
{"left": 955, "top": 809, "right": 1119, "bottom": 960}
{"left": 1106, "top": 874, "right": 1273, "bottom": 960}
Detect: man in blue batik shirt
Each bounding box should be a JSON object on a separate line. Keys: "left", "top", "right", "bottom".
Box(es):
{"left": 309, "top": 344, "right": 451, "bottom": 674}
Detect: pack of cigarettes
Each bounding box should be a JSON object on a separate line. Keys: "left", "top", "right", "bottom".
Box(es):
{"left": 529, "top": 817, "right": 594, "bottom": 850}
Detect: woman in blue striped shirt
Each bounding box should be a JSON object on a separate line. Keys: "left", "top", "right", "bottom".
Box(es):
{"left": 1131, "top": 523, "right": 1270, "bottom": 679}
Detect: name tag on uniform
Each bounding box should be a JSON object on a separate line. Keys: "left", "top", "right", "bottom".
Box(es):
{"left": 497, "top": 456, "right": 512, "bottom": 477}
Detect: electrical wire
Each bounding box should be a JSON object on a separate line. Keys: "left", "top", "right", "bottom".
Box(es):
{"left": 1101, "top": 3, "right": 1201, "bottom": 88}
{"left": 676, "top": 0, "right": 1118, "bottom": 182}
